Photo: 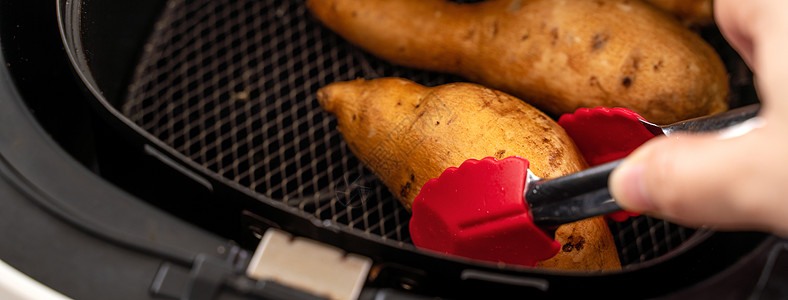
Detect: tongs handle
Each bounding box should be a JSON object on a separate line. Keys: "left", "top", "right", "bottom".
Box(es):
{"left": 526, "top": 160, "right": 622, "bottom": 227}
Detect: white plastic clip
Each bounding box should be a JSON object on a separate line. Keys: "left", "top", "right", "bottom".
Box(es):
{"left": 246, "top": 229, "right": 372, "bottom": 300}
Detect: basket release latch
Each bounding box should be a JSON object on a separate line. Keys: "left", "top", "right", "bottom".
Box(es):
{"left": 246, "top": 229, "right": 373, "bottom": 300}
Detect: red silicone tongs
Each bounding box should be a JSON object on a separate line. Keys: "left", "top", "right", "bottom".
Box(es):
{"left": 409, "top": 104, "right": 760, "bottom": 266}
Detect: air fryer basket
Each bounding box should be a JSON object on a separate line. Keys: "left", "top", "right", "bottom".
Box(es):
{"left": 65, "top": 0, "right": 760, "bottom": 276}
{"left": 121, "top": 0, "right": 713, "bottom": 268}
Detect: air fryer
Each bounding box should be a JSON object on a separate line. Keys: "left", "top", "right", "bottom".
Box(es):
{"left": 0, "top": 0, "right": 784, "bottom": 299}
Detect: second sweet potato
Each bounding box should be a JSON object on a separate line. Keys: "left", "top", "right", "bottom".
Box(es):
{"left": 307, "top": 0, "right": 729, "bottom": 124}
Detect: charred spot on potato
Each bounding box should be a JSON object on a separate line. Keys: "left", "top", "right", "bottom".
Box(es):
{"left": 410, "top": 173, "right": 415, "bottom": 182}
{"left": 352, "top": 114, "right": 357, "bottom": 121}
{"left": 621, "top": 76, "right": 632, "bottom": 88}
{"left": 653, "top": 59, "right": 664, "bottom": 71}
{"left": 562, "top": 236, "right": 587, "bottom": 252}
{"left": 622, "top": 51, "right": 642, "bottom": 72}
{"left": 446, "top": 114, "right": 457, "bottom": 126}
{"left": 535, "top": 113, "right": 549, "bottom": 123}
{"left": 631, "top": 56, "right": 640, "bottom": 70}
{"left": 435, "top": 121, "right": 440, "bottom": 125}
{"left": 548, "top": 156, "right": 559, "bottom": 169}
{"left": 575, "top": 236, "right": 586, "bottom": 250}
{"left": 521, "top": 33, "right": 530, "bottom": 41}
{"left": 619, "top": 52, "right": 642, "bottom": 88}
{"left": 400, "top": 182, "right": 411, "bottom": 198}
{"left": 589, "top": 75, "right": 612, "bottom": 96}
{"left": 489, "top": 20, "right": 499, "bottom": 37}
{"left": 494, "top": 149, "right": 506, "bottom": 159}
{"left": 548, "top": 150, "right": 563, "bottom": 168}
{"left": 591, "top": 32, "right": 608, "bottom": 51}
{"left": 550, "top": 27, "right": 559, "bottom": 46}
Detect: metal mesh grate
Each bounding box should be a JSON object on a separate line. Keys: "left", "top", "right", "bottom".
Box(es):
{"left": 123, "top": 0, "right": 695, "bottom": 266}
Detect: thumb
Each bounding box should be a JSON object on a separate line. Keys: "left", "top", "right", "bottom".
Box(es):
{"left": 609, "top": 122, "right": 787, "bottom": 233}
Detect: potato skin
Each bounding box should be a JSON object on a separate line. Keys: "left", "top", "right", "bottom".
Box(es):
{"left": 317, "top": 78, "right": 620, "bottom": 270}
{"left": 307, "top": 0, "right": 728, "bottom": 124}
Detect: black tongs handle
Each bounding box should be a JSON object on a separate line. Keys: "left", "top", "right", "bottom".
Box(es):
{"left": 526, "top": 104, "right": 763, "bottom": 228}
{"left": 526, "top": 160, "right": 623, "bottom": 227}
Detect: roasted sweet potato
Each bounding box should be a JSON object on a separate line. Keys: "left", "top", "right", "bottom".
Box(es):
{"left": 317, "top": 77, "right": 620, "bottom": 270}
{"left": 307, "top": 0, "right": 728, "bottom": 124}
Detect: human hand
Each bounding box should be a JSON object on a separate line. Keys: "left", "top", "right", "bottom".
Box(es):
{"left": 609, "top": 0, "right": 788, "bottom": 236}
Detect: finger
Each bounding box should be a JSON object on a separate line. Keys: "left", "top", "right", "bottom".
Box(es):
{"left": 714, "top": 0, "right": 757, "bottom": 69}
{"left": 609, "top": 126, "right": 785, "bottom": 233}
{"left": 715, "top": 0, "right": 788, "bottom": 109}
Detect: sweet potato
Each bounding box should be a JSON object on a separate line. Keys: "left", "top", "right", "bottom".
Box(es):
{"left": 317, "top": 77, "right": 620, "bottom": 271}
{"left": 307, "top": 0, "right": 728, "bottom": 124}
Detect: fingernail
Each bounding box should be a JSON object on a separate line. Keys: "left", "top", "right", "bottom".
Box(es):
{"left": 610, "top": 159, "right": 654, "bottom": 212}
